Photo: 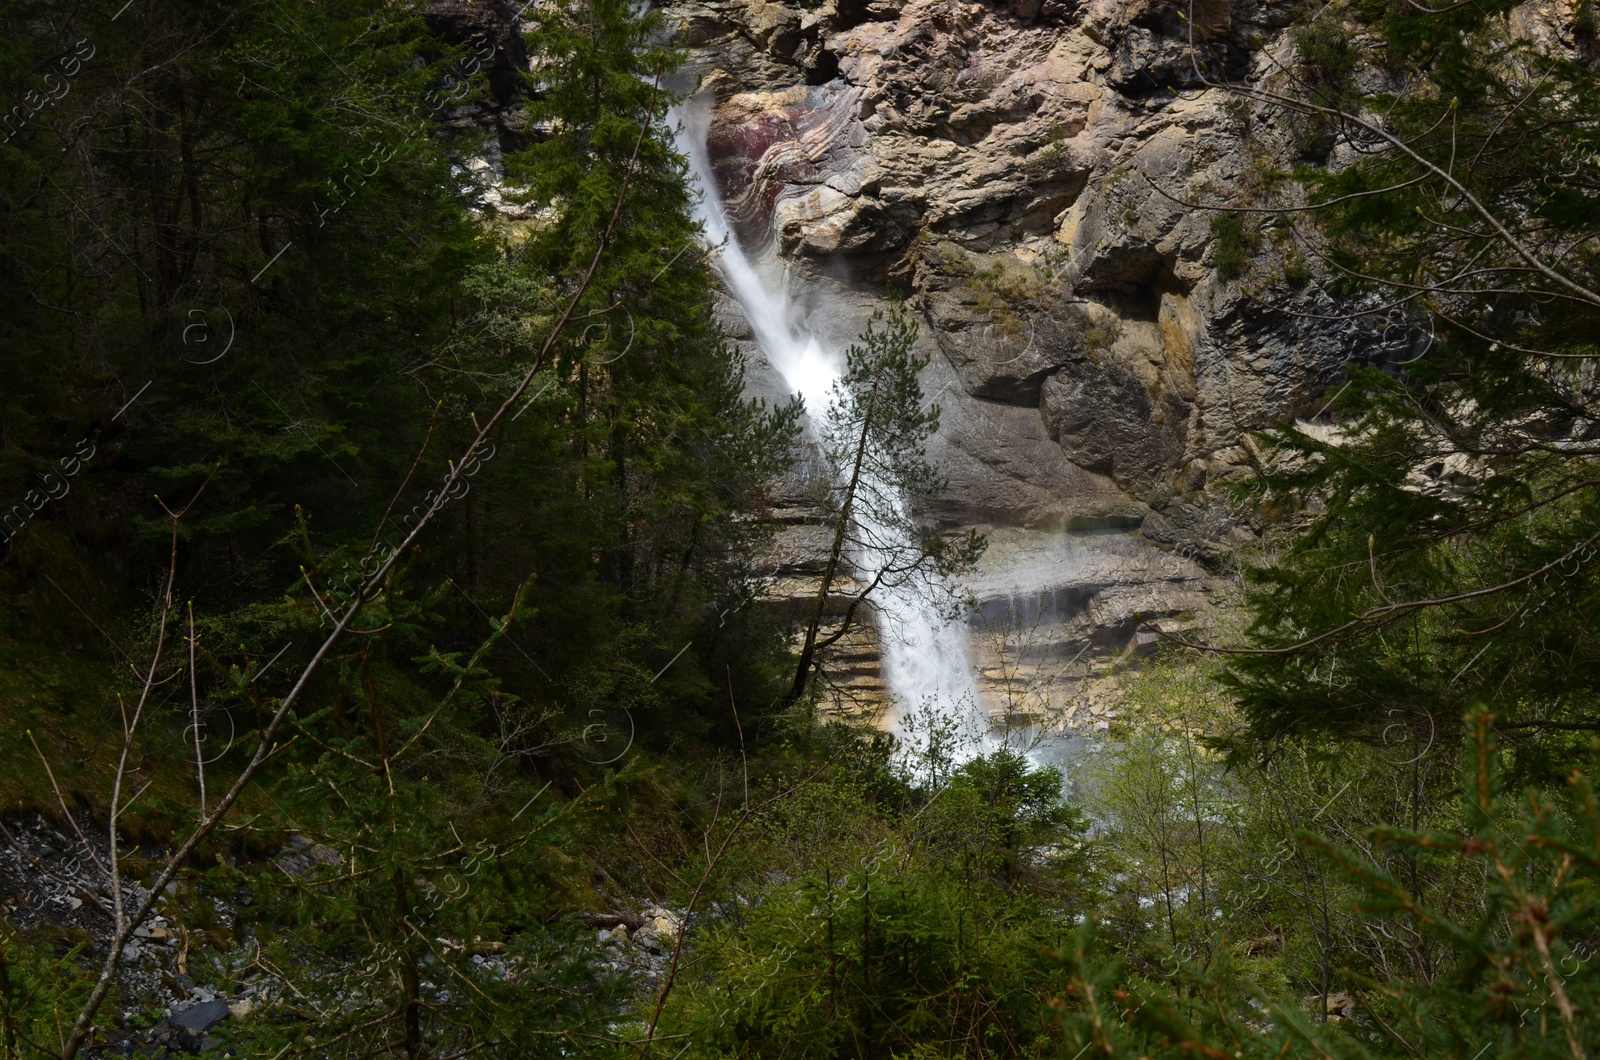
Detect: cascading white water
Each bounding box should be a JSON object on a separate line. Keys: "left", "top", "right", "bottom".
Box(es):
{"left": 673, "top": 99, "right": 992, "bottom": 762}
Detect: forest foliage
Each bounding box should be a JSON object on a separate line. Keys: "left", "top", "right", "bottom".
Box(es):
{"left": 1, "top": 0, "right": 1599, "bottom": 1058}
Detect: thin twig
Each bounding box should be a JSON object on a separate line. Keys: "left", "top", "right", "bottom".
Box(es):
{"left": 369, "top": 400, "right": 443, "bottom": 556}
{"left": 188, "top": 602, "right": 205, "bottom": 817}
{"left": 25, "top": 731, "right": 110, "bottom": 882}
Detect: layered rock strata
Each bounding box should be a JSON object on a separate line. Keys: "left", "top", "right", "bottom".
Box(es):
{"left": 663, "top": 0, "right": 1368, "bottom": 731}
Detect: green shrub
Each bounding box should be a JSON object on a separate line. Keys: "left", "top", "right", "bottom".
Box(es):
{"left": 1210, "top": 213, "right": 1260, "bottom": 279}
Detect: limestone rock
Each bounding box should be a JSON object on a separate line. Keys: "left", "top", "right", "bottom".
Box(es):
{"left": 667, "top": 0, "right": 1357, "bottom": 547}
{"left": 274, "top": 835, "right": 343, "bottom": 877}
{"left": 424, "top": 0, "right": 533, "bottom": 145}
{"left": 624, "top": 0, "right": 1455, "bottom": 713}
{"left": 171, "top": 998, "right": 229, "bottom": 1035}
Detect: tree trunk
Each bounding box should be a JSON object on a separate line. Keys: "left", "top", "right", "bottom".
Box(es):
{"left": 366, "top": 652, "right": 422, "bottom": 1057}
{"left": 790, "top": 378, "right": 880, "bottom": 702}
{"left": 612, "top": 411, "right": 633, "bottom": 605}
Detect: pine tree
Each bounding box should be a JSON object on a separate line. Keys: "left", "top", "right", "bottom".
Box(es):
{"left": 0, "top": 1, "right": 801, "bottom": 1054}
{"left": 791, "top": 305, "right": 984, "bottom": 701}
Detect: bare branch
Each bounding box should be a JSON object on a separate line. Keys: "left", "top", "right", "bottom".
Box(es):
{"left": 1149, "top": 526, "right": 1600, "bottom": 656}
{"left": 187, "top": 602, "right": 205, "bottom": 817}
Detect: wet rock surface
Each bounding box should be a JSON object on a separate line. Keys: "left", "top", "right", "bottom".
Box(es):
{"left": 651, "top": 0, "right": 1383, "bottom": 719}
{"left": 415, "top": 0, "right": 1408, "bottom": 716}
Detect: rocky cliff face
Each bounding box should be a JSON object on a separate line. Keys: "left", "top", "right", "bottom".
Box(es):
{"left": 660, "top": 0, "right": 1379, "bottom": 727}
{"left": 434, "top": 0, "right": 1374, "bottom": 734}
{"left": 669, "top": 0, "right": 1363, "bottom": 536}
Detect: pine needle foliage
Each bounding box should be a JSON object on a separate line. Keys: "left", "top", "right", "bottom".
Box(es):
{"left": 1220, "top": 0, "right": 1600, "bottom": 765}
{"left": 791, "top": 305, "right": 985, "bottom": 700}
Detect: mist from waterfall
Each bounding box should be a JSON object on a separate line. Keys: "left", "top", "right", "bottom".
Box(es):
{"left": 673, "top": 98, "right": 992, "bottom": 763}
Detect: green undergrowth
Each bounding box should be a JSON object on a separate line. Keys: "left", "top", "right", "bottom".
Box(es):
{"left": 940, "top": 244, "right": 1055, "bottom": 336}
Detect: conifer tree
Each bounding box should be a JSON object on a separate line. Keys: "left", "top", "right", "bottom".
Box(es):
{"left": 791, "top": 306, "right": 984, "bottom": 702}
{"left": 0, "top": 1, "right": 798, "bottom": 1054}
{"left": 1191, "top": 0, "right": 1600, "bottom": 771}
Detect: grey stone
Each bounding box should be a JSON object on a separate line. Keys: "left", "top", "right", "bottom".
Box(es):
{"left": 171, "top": 998, "right": 229, "bottom": 1035}
{"left": 274, "top": 836, "right": 344, "bottom": 877}
{"left": 551, "top": 0, "right": 1544, "bottom": 711}
{"left": 1039, "top": 352, "right": 1190, "bottom": 502}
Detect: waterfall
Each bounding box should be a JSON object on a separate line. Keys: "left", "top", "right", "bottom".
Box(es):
{"left": 673, "top": 98, "right": 993, "bottom": 764}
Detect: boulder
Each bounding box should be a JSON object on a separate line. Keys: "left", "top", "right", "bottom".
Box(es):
{"left": 274, "top": 835, "right": 344, "bottom": 877}
{"left": 171, "top": 998, "right": 229, "bottom": 1035}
